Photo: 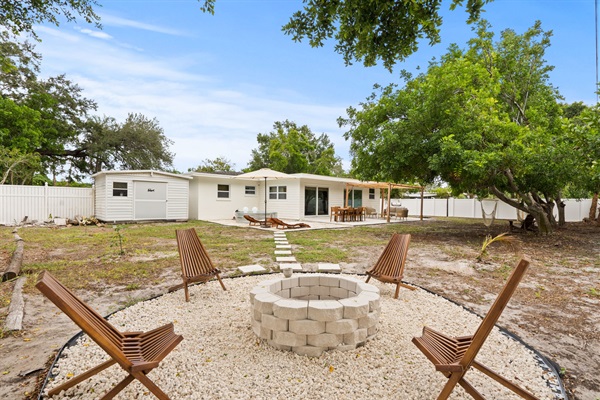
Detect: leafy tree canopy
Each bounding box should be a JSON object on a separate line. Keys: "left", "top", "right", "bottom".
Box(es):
{"left": 0, "top": 0, "right": 101, "bottom": 39}
{"left": 247, "top": 120, "right": 343, "bottom": 176}
{"left": 188, "top": 157, "right": 236, "bottom": 173}
{"left": 202, "top": 0, "right": 490, "bottom": 71}
{"left": 0, "top": 38, "right": 174, "bottom": 183}
{"left": 342, "top": 21, "right": 571, "bottom": 233}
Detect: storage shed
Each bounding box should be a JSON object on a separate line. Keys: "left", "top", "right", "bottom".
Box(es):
{"left": 92, "top": 170, "right": 192, "bottom": 222}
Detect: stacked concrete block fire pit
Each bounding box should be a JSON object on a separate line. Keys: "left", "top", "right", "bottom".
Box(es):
{"left": 250, "top": 274, "right": 381, "bottom": 356}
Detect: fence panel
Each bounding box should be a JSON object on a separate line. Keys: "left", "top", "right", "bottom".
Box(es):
{"left": 0, "top": 184, "right": 93, "bottom": 225}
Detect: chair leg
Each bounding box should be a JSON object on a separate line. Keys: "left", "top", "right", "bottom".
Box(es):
{"left": 48, "top": 359, "right": 116, "bottom": 396}
{"left": 133, "top": 371, "right": 172, "bottom": 400}
{"left": 184, "top": 282, "right": 190, "bottom": 302}
{"left": 216, "top": 273, "right": 227, "bottom": 291}
{"left": 394, "top": 283, "right": 401, "bottom": 299}
{"left": 472, "top": 361, "right": 540, "bottom": 400}
{"left": 100, "top": 374, "right": 135, "bottom": 400}
{"left": 436, "top": 372, "right": 463, "bottom": 400}
{"left": 458, "top": 377, "right": 485, "bottom": 400}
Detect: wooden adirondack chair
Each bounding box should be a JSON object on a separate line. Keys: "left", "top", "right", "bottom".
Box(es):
{"left": 412, "top": 257, "right": 540, "bottom": 400}
{"left": 365, "top": 233, "right": 415, "bottom": 298}
{"left": 170, "top": 228, "right": 226, "bottom": 302}
{"left": 36, "top": 271, "right": 183, "bottom": 400}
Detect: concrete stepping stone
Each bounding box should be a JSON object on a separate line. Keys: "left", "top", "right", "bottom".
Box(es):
{"left": 238, "top": 264, "right": 267, "bottom": 274}
{"left": 274, "top": 250, "right": 292, "bottom": 255}
{"left": 274, "top": 241, "right": 289, "bottom": 245}
{"left": 279, "top": 263, "right": 303, "bottom": 271}
{"left": 276, "top": 256, "right": 296, "bottom": 262}
{"left": 276, "top": 244, "right": 292, "bottom": 249}
{"left": 317, "top": 263, "right": 342, "bottom": 273}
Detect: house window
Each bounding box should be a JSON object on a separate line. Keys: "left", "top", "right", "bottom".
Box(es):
{"left": 369, "top": 188, "right": 375, "bottom": 200}
{"left": 269, "top": 186, "right": 287, "bottom": 200}
{"left": 217, "top": 184, "right": 230, "bottom": 199}
{"left": 112, "top": 182, "right": 128, "bottom": 197}
{"left": 245, "top": 185, "right": 256, "bottom": 195}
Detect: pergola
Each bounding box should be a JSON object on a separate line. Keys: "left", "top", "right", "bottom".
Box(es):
{"left": 344, "top": 181, "right": 425, "bottom": 222}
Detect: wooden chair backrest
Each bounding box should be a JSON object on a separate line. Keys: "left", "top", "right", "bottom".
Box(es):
{"left": 459, "top": 257, "right": 530, "bottom": 369}
{"left": 35, "top": 271, "right": 130, "bottom": 369}
{"left": 371, "top": 233, "right": 411, "bottom": 278}
{"left": 176, "top": 228, "right": 216, "bottom": 278}
{"left": 244, "top": 215, "right": 260, "bottom": 223}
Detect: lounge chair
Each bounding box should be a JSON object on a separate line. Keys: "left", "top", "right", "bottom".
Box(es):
{"left": 365, "top": 233, "right": 415, "bottom": 298}
{"left": 267, "top": 217, "right": 311, "bottom": 229}
{"left": 36, "top": 271, "right": 183, "bottom": 400}
{"left": 169, "top": 228, "right": 226, "bottom": 302}
{"left": 243, "top": 214, "right": 270, "bottom": 226}
{"left": 412, "top": 258, "right": 539, "bottom": 400}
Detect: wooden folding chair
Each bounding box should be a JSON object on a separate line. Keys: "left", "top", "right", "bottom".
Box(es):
{"left": 412, "top": 257, "right": 540, "bottom": 400}
{"left": 365, "top": 233, "right": 415, "bottom": 298}
{"left": 168, "top": 228, "right": 226, "bottom": 302}
{"left": 36, "top": 271, "right": 183, "bottom": 400}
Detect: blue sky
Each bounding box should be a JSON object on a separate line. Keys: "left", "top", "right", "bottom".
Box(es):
{"left": 33, "top": 0, "right": 598, "bottom": 173}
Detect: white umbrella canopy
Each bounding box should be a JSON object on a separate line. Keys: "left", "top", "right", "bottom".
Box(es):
{"left": 234, "top": 168, "right": 291, "bottom": 219}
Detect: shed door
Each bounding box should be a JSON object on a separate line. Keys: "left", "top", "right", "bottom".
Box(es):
{"left": 134, "top": 181, "right": 167, "bottom": 219}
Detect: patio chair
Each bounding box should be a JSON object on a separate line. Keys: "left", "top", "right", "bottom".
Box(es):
{"left": 365, "top": 207, "right": 378, "bottom": 218}
{"left": 330, "top": 206, "right": 341, "bottom": 222}
{"left": 268, "top": 217, "right": 311, "bottom": 229}
{"left": 365, "top": 233, "right": 415, "bottom": 298}
{"left": 412, "top": 257, "right": 539, "bottom": 400}
{"left": 243, "top": 214, "right": 270, "bottom": 226}
{"left": 169, "top": 228, "right": 226, "bottom": 302}
{"left": 36, "top": 271, "right": 183, "bottom": 400}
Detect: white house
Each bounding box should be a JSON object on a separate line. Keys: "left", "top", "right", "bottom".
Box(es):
{"left": 185, "top": 171, "right": 387, "bottom": 221}
{"left": 92, "top": 170, "right": 192, "bottom": 222}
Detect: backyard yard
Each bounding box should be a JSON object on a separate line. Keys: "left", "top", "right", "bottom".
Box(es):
{"left": 0, "top": 218, "right": 598, "bottom": 399}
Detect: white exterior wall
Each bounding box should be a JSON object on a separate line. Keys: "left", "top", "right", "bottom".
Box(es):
{"left": 93, "top": 171, "right": 190, "bottom": 222}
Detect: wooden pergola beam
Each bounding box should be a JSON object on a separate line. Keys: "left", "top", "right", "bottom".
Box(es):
{"left": 344, "top": 181, "right": 424, "bottom": 222}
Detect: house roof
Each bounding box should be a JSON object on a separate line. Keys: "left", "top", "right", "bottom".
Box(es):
{"left": 91, "top": 170, "right": 193, "bottom": 180}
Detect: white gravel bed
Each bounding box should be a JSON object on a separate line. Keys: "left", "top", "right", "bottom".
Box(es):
{"left": 43, "top": 274, "right": 558, "bottom": 399}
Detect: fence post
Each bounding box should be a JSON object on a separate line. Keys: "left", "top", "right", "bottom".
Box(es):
{"left": 44, "top": 182, "right": 49, "bottom": 220}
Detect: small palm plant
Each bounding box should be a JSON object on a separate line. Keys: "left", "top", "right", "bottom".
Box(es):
{"left": 477, "top": 232, "right": 520, "bottom": 261}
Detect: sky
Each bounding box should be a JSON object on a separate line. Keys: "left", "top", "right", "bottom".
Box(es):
{"left": 32, "top": 0, "right": 598, "bottom": 174}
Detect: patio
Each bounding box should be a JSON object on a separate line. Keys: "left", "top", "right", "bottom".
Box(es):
{"left": 41, "top": 274, "right": 562, "bottom": 399}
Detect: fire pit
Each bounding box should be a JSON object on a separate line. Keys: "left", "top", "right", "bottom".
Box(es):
{"left": 250, "top": 274, "right": 381, "bottom": 356}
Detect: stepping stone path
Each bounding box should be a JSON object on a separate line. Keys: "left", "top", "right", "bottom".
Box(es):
{"left": 239, "top": 227, "right": 342, "bottom": 275}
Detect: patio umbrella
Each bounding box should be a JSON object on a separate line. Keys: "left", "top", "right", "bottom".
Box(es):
{"left": 234, "top": 168, "right": 291, "bottom": 219}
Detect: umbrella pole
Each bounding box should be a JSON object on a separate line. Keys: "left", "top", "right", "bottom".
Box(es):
{"left": 264, "top": 177, "right": 267, "bottom": 220}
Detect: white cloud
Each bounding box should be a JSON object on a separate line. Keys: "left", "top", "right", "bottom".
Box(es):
{"left": 99, "top": 14, "right": 188, "bottom": 36}
{"left": 34, "top": 26, "right": 352, "bottom": 173}
{"left": 76, "top": 27, "right": 113, "bottom": 40}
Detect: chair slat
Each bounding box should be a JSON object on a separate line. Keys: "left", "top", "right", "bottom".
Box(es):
{"left": 365, "top": 234, "right": 414, "bottom": 298}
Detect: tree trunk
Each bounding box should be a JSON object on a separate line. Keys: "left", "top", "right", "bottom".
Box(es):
{"left": 2, "top": 235, "right": 24, "bottom": 282}
{"left": 554, "top": 195, "right": 566, "bottom": 226}
{"left": 529, "top": 204, "right": 552, "bottom": 235}
{"left": 590, "top": 193, "right": 599, "bottom": 221}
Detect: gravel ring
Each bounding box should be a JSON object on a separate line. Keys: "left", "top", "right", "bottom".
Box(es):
{"left": 41, "top": 274, "right": 559, "bottom": 399}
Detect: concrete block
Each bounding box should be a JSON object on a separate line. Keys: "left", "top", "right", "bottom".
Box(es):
{"left": 281, "top": 277, "right": 299, "bottom": 290}
{"left": 253, "top": 309, "right": 262, "bottom": 321}
{"left": 277, "top": 288, "right": 291, "bottom": 298}
{"left": 299, "top": 275, "right": 320, "bottom": 286}
{"left": 339, "top": 297, "right": 370, "bottom": 319}
{"left": 319, "top": 275, "right": 341, "bottom": 287}
{"left": 249, "top": 285, "right": 269, "bottom": 303}
{"left": 238, "top": 264, "right": 267, "bottom": 274}
{"left": 288, "top": 320, "right": 326, "bottom": 335}
{"left": 307, "top": 333, "right": 342, "bottom": 347}
{"left": 273, "top": 331, "right": 307, "bottom": 347}
{"left": 358, "top": 310, "right": 380, "bottom": 329}
{"left": 307, "top": 300, "right": 344, "bottom": 321}
{"left": 253, "top": 292, "right": 280, "bottom": 315}
{"left": 367, "top": 325, "right": 378, "bottom": 337}
{"left": 343, "top": 328, "right": 367, "bottom": 345}
{"left": 309, "top": 285, "right": 321, "bottom": 296}
{"left": 325, "top": 319, "right": 359, "bottom": 335}
{"left": 357, "top": 282, "right": 380, "bottom": 294}
{"left": 276, "top": 256, "right": 296, "bottom": 262}
{"left": 273, "top": 299, "right": 309, "bottom": 320}
{"left": 276, "top": 244, "right": 292, "bottom": 249}
{"left": 290, "top": 286, "right": 310, "bottom": 298}
{"left": 339, "top": 277, "right": 360, "bottom": 292}
{"left": 252, "top": 319, "right": 272, "bottom": 340}
{"left": 358, "top": 291, "right": 381, "bottom": 312}
{"left": 292, "top": 345, "right": 326, "bottom": 357}
{"left": 261, "top": 314, "right": 288, "bottom": 332}
{"left": 267, "top": 340, "right": 291, "bottom": 352}
{"left": 317, "top": 286, "right": 331, "bottom": 298}
{"left": 330, "top": 287, "right": 349, "bottom": 299}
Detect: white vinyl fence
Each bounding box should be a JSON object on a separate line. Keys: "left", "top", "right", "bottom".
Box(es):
{"left": 0, "top": 183, "right": 94, "bottom": 225}
{"left": 397, "top": 198, "right": 594, "bottom": 223}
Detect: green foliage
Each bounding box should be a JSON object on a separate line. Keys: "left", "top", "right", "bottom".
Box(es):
{"left": 342, "top": 20, "right": 570, "bottom": 233}
{"left": 112, "top": 225, "right": 126, "bottom": 256}
{"left": 189, "top": 157, "right": 236, "bottom": 173}
{"left": 0, "top": 0, "right": 101, "bottom": 40}
{"left": 477, "top": 233, "right": 519, "bottom": 261}
{"left": 247, "top": 120, "right": 343, "bottom": 176}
